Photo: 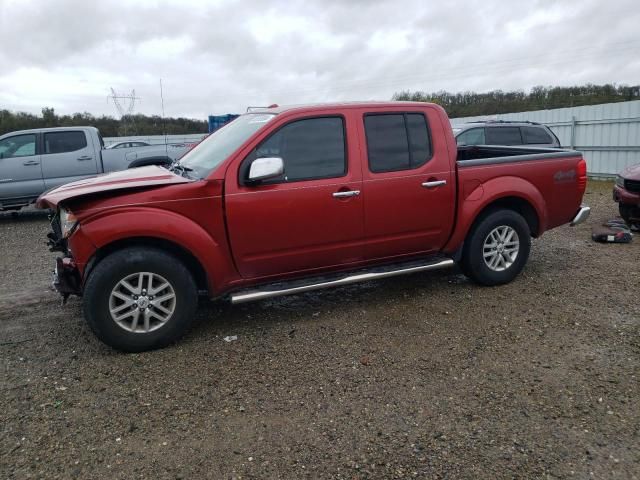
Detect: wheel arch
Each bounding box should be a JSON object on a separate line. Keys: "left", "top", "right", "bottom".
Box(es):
{"left": 470, "top": 196, "right": 540, "bottom": 238}
{"left": 85, "top": 237, "right": 209, "bottom": 294}
{"left": 78, "top": 207, "right": 239, "bottom": 296}
{"left": 444, "top": 176, "right": 547, "bottom": 254}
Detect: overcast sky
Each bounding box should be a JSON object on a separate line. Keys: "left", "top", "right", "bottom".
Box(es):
{"left": 0, "top": 0, "right": 638, "bottom": 119}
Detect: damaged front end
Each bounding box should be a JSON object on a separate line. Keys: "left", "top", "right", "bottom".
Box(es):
{"left": 47, "top": 211, "right": 82, "bottom": 303}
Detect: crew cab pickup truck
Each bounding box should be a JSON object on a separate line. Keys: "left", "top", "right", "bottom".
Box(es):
{"left": 37, "top": 102, "right": 590, "bottom": 352}
{"left": 0, "top": 126, "right": 189, "bottom": 210}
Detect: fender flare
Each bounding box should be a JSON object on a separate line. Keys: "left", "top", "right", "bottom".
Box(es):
{"left": 80, "top": 207, "right": 236, "bottom": 294}
{"left": 127, "top": 156, "right": 172, "bottom": 168}
{"left": 444, "top": 176, "right": 547, "bottom": 253}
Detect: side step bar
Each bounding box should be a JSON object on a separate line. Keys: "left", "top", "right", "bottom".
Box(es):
{"left": 230, "top": 258, "right": 455, "bottom": 304}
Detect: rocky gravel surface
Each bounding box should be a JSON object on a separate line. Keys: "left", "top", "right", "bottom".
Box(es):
{"left": 1, "top": 180, "right": 639, "bottom": 479}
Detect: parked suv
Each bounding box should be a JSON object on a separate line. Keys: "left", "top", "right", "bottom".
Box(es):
{"left": 453, "top": 121, "right": 561, "bottom": 148}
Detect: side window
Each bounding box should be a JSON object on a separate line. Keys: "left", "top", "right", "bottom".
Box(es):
{"left": 44, "top": 131, "right": 88, "bottom": 154}
{"left": 485, "top": 127, "right": 522, "bottom": 145}
{"left": 251, "top": 116, "right": 346, "bottom": 183}
{"left": 364, "top": 113, "right": 432, "bottom": 173}
{"left": 521, "top": 126, "right": 553, "bottom": 144}
{"left": 0, "top": 134, "right": 36, "bottom": 158}
{"left": 456, "top": 128, "right": 485, "bottom": 146}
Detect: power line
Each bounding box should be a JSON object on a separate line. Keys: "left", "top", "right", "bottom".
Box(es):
{"left": 108, "top": 88, "right": 140, "bottom": 136}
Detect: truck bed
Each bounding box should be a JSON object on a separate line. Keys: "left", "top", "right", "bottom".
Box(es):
{"left": 457, "top": 145, "right": 577, "bottom": 164}
{"left": 451, "top": 145, "right": 585, "bottom": 247}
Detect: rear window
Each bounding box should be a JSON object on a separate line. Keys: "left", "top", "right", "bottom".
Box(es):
{"left": 364, "top": 113, "right": 432, "bottom": 173}
{"left": 44, "top": 131, "right": 87, "bottom": 154}
{"left": 485, "top": 127, "right": 522, "bottom": 145}
{"left": 521, "top": 126, "right": 553, "bottom": 144}
{"left": 456, "top": 128, "right": 485, "bottom": 146}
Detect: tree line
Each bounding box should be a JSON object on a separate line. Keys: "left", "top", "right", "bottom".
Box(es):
{"left": 2, "top": 83, "right": 639, "bottom": 135}
{"left": 392, "top": 83, "right": 640, "bottom": 118}
{"left": 0, "top": 107, "right": 208, "bottom": 137}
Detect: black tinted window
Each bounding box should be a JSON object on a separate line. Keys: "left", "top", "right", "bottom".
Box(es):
{"left": 254, "top": 117, "right": 345, "bottom": 182}
{"left": 0, "top": 134, "right": 36, "bottom": 158}
{"left": 406, "top": 114, "right": 431, "bottom": 167}
{"left": 521, "top": 126, "right": 552, "bottom": 144}
{"left": 44, "top": 131, "right": 87, "bottom": 154}
{"left": 485, "top": 127, "right": 522, "bottom": 145}
{"left": 365, "top": 113, "right": 431, "bottom": 173}
{"left": 457, "top": 128, "right": 485, "bottom": 145}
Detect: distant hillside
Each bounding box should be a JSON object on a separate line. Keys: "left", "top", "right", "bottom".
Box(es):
{"left": 0, "top": 107, "right": 208, "bottom": 137}
{"left": 392, "top": 83, "right": 640, "bottom": 117}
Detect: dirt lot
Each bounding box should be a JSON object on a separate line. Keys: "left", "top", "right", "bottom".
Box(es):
{"left": 1, "top": 180, "right": 638, "bottom": 479}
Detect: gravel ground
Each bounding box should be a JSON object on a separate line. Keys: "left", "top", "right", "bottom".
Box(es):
{"left": 1, "top": 180, "right": 639, "bottom": 479}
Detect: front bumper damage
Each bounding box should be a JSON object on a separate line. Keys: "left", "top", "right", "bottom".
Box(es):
{"left": 47, "top": 211, "right": 82, "bottom": 302}
{"left": 53, "top": 256, "right": 82, "bottom": 302}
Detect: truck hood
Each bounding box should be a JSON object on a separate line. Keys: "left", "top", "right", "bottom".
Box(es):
{"left": 621, "top": 162, "right": 640, "bottom": 180}
{"left": 36, "top": 165, "right": 192, "bottom": 209}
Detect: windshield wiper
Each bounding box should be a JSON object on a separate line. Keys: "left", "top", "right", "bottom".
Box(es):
{"left": 167, "top": 160, "right": 195, "bottom": 178}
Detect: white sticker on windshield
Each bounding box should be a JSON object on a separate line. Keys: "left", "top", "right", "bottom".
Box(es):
{"left": 248, "top": 115, "right": 274, "bottom": 124}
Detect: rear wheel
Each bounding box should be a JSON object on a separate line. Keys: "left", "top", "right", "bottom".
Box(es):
{"left": 460, "top": 209, "right": 531, "bottom": 286}
{"left": 84, "top": 247, "right": 197, "bottom": 352}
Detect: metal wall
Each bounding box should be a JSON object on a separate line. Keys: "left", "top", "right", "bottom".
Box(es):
{"left": 451, "top": 100, "right": 640, "bottom": 177}
{"left": 103, "top": 133, "right": 207, "bottom": 147}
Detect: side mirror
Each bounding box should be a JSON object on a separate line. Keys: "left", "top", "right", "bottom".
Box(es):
{"left": 248, "top": 157, "right": 284, "bottom": 183}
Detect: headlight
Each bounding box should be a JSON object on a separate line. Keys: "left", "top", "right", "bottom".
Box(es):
{"left": 60, "top": 208, "right": 79, "bottom": 238}
{"left": 615, "top": 175, "right": 625, "bottom": 188}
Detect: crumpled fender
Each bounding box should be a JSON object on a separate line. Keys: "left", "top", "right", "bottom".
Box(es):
{"left": 78, "top": 206, "right": 236, "bottom": 294}
{"left": 444, "top": 176, "right": 548, "bottom": 253}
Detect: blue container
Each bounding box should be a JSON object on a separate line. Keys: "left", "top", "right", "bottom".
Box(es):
{"left": 208, "top": 114, "right": 239, "bottom": 133}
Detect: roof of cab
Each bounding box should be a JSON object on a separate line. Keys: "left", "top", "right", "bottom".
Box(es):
{"left": 0, "top": 126, "right": 100, "bottom": 137}
{"left": 254, "top": 101, "right": 436, "bottom": 115}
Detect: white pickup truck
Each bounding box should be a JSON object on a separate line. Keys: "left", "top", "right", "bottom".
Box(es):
{"left": 0, "top": 126, "right": 191, "bottom": 211}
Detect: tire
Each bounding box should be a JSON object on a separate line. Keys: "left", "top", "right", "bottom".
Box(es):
{"left": 618, "top": 203, "right": 640, "bottom": 224}
{"left": 460, "top": 209, "right": 531, "bottom": 286}
{"left": 83, "top": 247, "right": 197, "bottom": 352}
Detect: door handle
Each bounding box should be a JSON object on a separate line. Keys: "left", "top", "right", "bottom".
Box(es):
{"left": 23, "top": 160, "right": 40, "bottom": 166}
{"left": 77, "top": 156, "right": 93, "bottom": 161}
{"left": 421, "top": 180, "right": 447, "bottom": 188}
{"left": 332, "top": 190, "right": 360, "bottom": 198}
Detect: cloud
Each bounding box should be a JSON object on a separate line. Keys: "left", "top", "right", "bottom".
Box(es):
{"left": 0, "top": 0, "right": 638, "bottom": 118}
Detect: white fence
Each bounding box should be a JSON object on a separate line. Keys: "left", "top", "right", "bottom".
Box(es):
{"left": 451, "top": 100, "right": 640, "bottom": 177}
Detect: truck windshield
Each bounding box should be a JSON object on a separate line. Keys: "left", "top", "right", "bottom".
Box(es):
{"left": 179, "top": 113, "right": 276, "bottom": 178}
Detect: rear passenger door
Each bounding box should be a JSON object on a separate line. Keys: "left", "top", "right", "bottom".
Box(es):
{"left": 360, "top": 109, "right": 455, "bottom": 260}
{"left": 41, "top": 130, "right": 100, "bottom": 189}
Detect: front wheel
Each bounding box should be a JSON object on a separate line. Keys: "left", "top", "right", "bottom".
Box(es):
{"left": 460, "top": 209, "right": 531, "bottom": 286}
{"left": 83, "top": 247, "right": 198, "bottom": 352}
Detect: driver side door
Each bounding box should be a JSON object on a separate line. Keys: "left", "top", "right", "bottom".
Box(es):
{"left": 224, "top": 113, "right": 364, "bottom": 279}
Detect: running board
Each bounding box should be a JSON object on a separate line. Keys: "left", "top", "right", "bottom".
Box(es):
{"left": 230, "top": 258, "right": 455, "bottom": 304}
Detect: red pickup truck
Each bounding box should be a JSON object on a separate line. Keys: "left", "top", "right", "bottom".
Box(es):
{"left": 37, "top": 102, "right": 590, "bottom": 352}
